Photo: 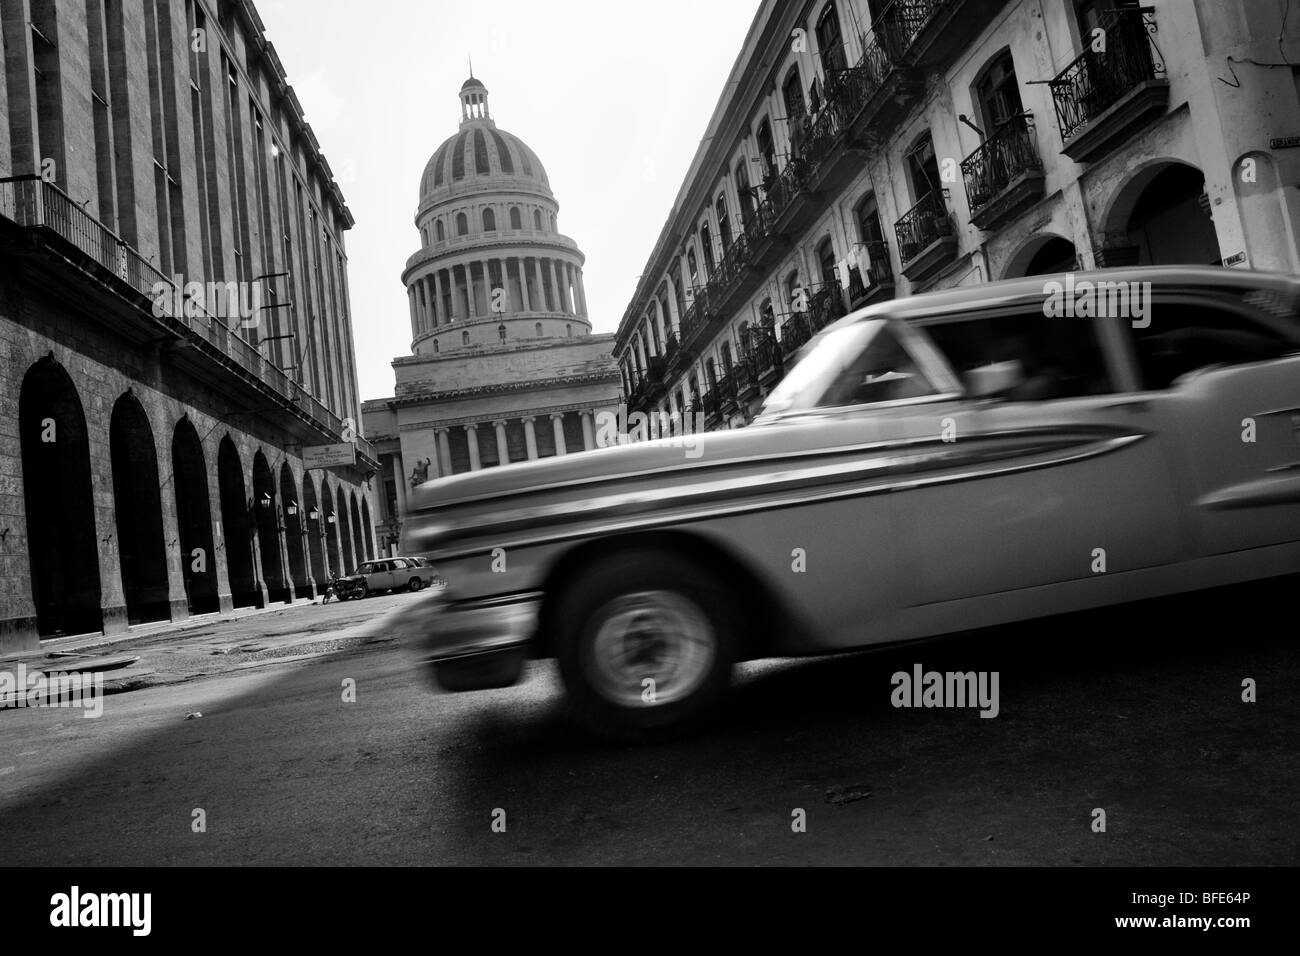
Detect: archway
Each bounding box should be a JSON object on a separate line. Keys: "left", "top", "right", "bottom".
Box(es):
{"left": 302, "top": 473, "right": 326, "bottom": 583}
{"left": 109, "top": 392, "right": 169, "bottom": 625}
{"left": 337, "top": 485, "right": 357, "bottom": 574}
{"left": 217, "top": 437, "right": 260, "bottom": 607}
{"left": 1003, "top": 234, "right": 1077, "bottom": 279}
{"left": 320, "top": 482, "right": 342, "bottom": 580}
{"left": 19, "top": 357, "right": 102, "bottom": 636}
{"left": 349, "top": 492, "right": 365, "bottom": 563}
{"left": 172, "top": 418, "right": 219, "bottom": 614}
{"left": 252, "top": 451, "right": 289, "bottom": 603}
{"left": 280, "top": 463, "right": 310, "bottom": 599}
{"left": 1101, "top": 161, "right": 1222, "bottom": 266}
{"left": 361, "top": 498, "right": 375, "bottom": 560}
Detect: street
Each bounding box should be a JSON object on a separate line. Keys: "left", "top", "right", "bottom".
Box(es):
{"left": 2, "top": 579, "right": 1296, "bottom": 866}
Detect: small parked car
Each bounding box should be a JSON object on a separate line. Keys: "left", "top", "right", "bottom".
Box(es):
{"left": 338, "top": 557, "right": 439, "bottom": 597}
{"left": 392, "top": 266, "right": 1300, "bottom": 741}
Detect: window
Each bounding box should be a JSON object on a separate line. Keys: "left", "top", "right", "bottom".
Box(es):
{"left": 391, "top": 559, "right": 408, "bottom": 570}
{"left": 720, "top": 341, "right": 733, "bottom": 373}
{"left": 764, "top": 320, "right": 939, "bottom": 414}
{"left": 736, "top": 164, "right": 755, "bottom": 229}
{"left": 483, "top": 208, "right": 496, "bottom": 231}
{"left": 433, "top": 338, "right": 439, "bottom": 353}
{"left": 857, "top": 194, "right": 885, "bottom": 244}
{"left": 818, "top": 238, "right": 838, "bottom": 289}
{"left": 533, "top": 209, "right": 542, "bottom": 229}
{"left": 566, "top": 323, "right": 572, "bottom": 337}
{"left": 510, "top": 206, "right": 522, "bottom": 229}
{"left": 760, "top": 298, "right": 775, "bottom": 327}
{"left": 687, "top": 249, "right": 700, "bottom": 290}
{"left": 816, "top": 3, "right": 847, "bottom": 76}
{"left": 462, "top": 330, "right": 470, "bottom": 346}
{"left": 756, "top": 120, "right": 776, "bottom": 181}
{"left": 1127, "top": 301, "right": 1299, "bottom": 390}
{"left": 705, "top": 357, "right": 718, "bottom": 388}
{"left": 700, "top": 224, "right": 715, "bottom": 273}
{"left": 905, "top": 133, "right": 941, "bottom": 201}
{"left": 498, "top": 323, "right": 507, "bottom": 342}
{"left": 924, "top": 309, "right": 1112, "bottom": 400}
{"left": 782, "top": 68, "right": 805, "bottom": 122}
{"left": 716, "top": 195, "right": 732, "bottom": 250}
{"left": 535, "top": 322, "right": 543, "bottom": 337}
{"left": 435, "top": 220, "right": 445, "bottom": 241}
{"left": 456, "top": 212, "right": 468, "bottom": 236}
{"left": 975, "top": 50, "right": 1023, "bottom": 131}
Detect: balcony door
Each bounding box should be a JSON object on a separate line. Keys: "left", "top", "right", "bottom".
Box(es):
{"left": 976, "top": 50, "right": 1023, "bottom": 133}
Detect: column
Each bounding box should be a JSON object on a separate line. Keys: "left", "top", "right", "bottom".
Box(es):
{"left": 433, "top": 271, "right": 445, "bottom": 325}
{"left": 533, "top": 259, "right": 547, "bottom": 311}
{"left": 664, "top": 272, "right": 681, "bottom": 332}
{"left": 465, "top": 424, "right": 481, "bottom": 470}
{"left": 436, "top": 428, "right": 452, "bottom": 476}
{"left": 517, "top": 257, "right": 532, "bottom": 311}
{"left": 394, "top": 451, "right": 409, "bottom": 516}
{"left": 551, "top": 260, "right": 566, "bottom": 314}
{"left": 522, "top": 417, "right": 538, "bottom": 459}
{"left": 465, "top": 263, "right": 479, "bottom": 318}
{"left": 551, "top": 413, "right": 567, "bottom": 455}
{"left": 581, "top": 411, "right": 595, "bottom": 451}
{"left": 576, "top": 268, "right": 588, "bottom": 316}
{"left": 493, "top": 420, "right": 509, "bottom": 464}
{"left": 407, "top": 288, "right": 419, "bottom": 332}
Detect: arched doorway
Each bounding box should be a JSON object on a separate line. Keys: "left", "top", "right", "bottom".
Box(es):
{"left": 172, "top": 418, "right": 219, "bottom": 614}
{"left": 109, "top": 392, "right": 169, "bottom": 625}
{"left": 1003, "top": 234, "right": 1078, "bottom": 278}
{"left": 217, "top": 437, "right": 260, "bottom": 608}
{"left": 1102, "top": 161, "right": 1222, "bottom": 267}
{"left": 361, "top": 498, "right": 375, "bottom": 560}
{"left": 279, "top": 463, "right": 310, "bottom": 599}
{"left": 349, "top": 492, "right": 365, "bottom": 563}
{"left": 320, "top": 482, "right": 342, "bottom": 580}
{"left": 302, "top": 473, "right": 326, "bottom": 584}
{"left": 19, "top": 358, "right": 102, "bottom": 636}
{"left": 252, "top": 451, "right": 289, "bottom": 603}
{"left": 338, "top": 486, "right": 357, "bottom": 574}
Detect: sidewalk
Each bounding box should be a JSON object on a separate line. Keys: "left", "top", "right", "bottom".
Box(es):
{"left": 0, "top": 593, "right": 413, "bottom": 700}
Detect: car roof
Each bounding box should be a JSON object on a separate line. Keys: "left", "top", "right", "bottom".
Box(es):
{"left": 831, "top": 266, "right": 1300, "bottom": 329}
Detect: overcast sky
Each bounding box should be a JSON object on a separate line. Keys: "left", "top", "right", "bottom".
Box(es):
{"left": 255, "top": 0, "right": 759, "bottom": 402}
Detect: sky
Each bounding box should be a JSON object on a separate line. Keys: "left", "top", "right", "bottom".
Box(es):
{"left": 255, "top": 0, "right": 760, "bottom": 402}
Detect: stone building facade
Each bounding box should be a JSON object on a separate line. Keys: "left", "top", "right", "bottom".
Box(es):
{"left": 615, "top": 0, "right": 1300, "bottom": 430}
{"left": 0, "top": 0, "right": 377, "bottom": 652}
{"left": 363, "top": 76, "right": 620, "bottom": 552}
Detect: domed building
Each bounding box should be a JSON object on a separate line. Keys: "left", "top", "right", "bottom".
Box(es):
{"left": 363, "top": 75, "right": 621, "bottom": 550}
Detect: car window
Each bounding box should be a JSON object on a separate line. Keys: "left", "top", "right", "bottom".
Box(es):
{"left": 1128, "top": 300, "right": 1298, "bottom": 390}
{"left": 357, "top": 562, "right": 374, "bottom": 575}
{"left": 762, "top": 319, "right": 939, "bottom": 414}
{"left": 391, "top": 559, "right": 407, "bottom": 569}
{"left": 923, "top": 308, "right": 1113, "bottom": 400}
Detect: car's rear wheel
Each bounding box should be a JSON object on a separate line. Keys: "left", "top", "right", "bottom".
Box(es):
{"left": 408, "top": 577, "right": 425, "bottom": 592}
{"left": 554, "top": 550, "right": 737, "bottom": 742}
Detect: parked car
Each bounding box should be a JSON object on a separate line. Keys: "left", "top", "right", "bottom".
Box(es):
{"left": 338, "top": 557, "right": 440, "bottom": 597}
{"left": 392, "top": 266, "right": 1300, "bottom": 741}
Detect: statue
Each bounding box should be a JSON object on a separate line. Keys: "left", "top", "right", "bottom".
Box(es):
{"left": 408, "top": 457, "right": 431, "bottom": 488}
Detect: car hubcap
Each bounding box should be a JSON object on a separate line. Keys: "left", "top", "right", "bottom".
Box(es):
{"left": 586, "top": 590, "right": 715, "bottom": 707}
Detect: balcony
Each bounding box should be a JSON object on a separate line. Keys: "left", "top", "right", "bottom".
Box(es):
{"left": 1049, "top": 7, "right": 1168, "bottom": 164}
{"left": 876, "top": 0, "right": 1010, "bottom": 69}
{"left": 716, "top": 371, "right": 739, "bottom": 415}
{"left": 960, "top": 112, "right": 1046, "bottom": 231}
{"left": 734, "top": 356, "right": 760, "bottom": 404}
{"left": 748, "top": 327, "right": 785, "bottom": 388}
{"left": 701, "top": 388, "right": 722, "bottom": 429}
{"left": 764, "top": 153, "right": 821, "bottom": 236}
{"left": 779, "top": 314, "right": 813, "bottom": 357}
{"left": 645, "top": 356, "right": 668, "bottom": 401}
{"left": 0, "top": 175, "right": 375, "bottom": 468}
{"left": 831, "top": 28, "right": 925, "bottom": 152}
{"left": 894, "top": 191, "right": 957, "bottom": 283}
{"left": 847, "top": 239, "right": 896, "bottom": 308}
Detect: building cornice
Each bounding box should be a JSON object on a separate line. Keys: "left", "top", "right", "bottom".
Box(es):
{"left": 390, "top": 370, "right": 620, "bottom": 407}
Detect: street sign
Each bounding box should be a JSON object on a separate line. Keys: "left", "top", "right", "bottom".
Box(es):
{"left": 1222, "top": 251, "right": 1248, "bottom": 267}
{"left": 1270, "top": 136, "right": 1300, "bottom": 149}
{"left": 303, "top": 442, "right": 356, "bottom": 470}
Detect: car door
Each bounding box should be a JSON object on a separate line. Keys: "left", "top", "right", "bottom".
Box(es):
{"left": 1117, "top": 292, "right": 1300, "bottom": 556}
{"left": 369, "top": 560, "right": 394, "bottom": 591}
{"left": 886, "top": 304, "right": 1185, "bottom": 608}
{"left": 390, "top": 559, "right": 411, "bottom": 588}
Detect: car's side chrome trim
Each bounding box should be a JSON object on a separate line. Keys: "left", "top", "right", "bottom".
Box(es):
{"left": 409, "top": 427, "right": 1149, "bottom": 561}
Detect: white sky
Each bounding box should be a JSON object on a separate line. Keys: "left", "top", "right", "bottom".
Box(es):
{"left": 255, "top": 0, "right": 759, "bottom": 402}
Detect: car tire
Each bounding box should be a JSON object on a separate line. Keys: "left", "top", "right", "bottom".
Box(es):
{"left": 408, "top": 577, "right": 425, "bottom": 592}
{"left": 554, "top": 549, "right": 737, "bottom": 743}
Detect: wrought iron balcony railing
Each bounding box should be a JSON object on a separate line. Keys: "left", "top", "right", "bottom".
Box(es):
{"left": 894, "top": 190, "right": 954, "bottom": 264}
{"left": 779, "top": 314, "right": 813, "bottom": 355}
{"left": 1049, "top": 6, "right": 1164, "bottom": 145}
{"left": 874, "top": 0, "right": 951, "bottom": 59}
{"left": 748, "top": 326, "right": 782, "bottom": 373}
{"left": 826, "top": 28, "right": 897, "bottom": 126}
{"left": 960, "top": 112, "right": 1043, "bottom": 216}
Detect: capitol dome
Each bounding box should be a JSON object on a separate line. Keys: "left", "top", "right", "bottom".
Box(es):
{"left": 401, "top": 76, "right": 591, "bottom": 358}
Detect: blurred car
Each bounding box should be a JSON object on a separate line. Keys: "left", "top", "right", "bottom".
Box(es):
{"left": 392, "top": 266, "right": 1300, "bottom": 741}
{"left": 338, "top": 557, "right": 439, "bottom": 597}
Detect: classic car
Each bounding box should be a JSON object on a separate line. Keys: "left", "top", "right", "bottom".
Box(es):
{"left": 337, "top": 557, "right": 440, "bottom": 597}
{"left": 393, "top": 266, "right": 1300, "bottom": 741}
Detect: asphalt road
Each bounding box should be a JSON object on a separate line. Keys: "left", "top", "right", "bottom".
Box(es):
{"left": 1, "top": 578, "right": 1297, "bottom": 866}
